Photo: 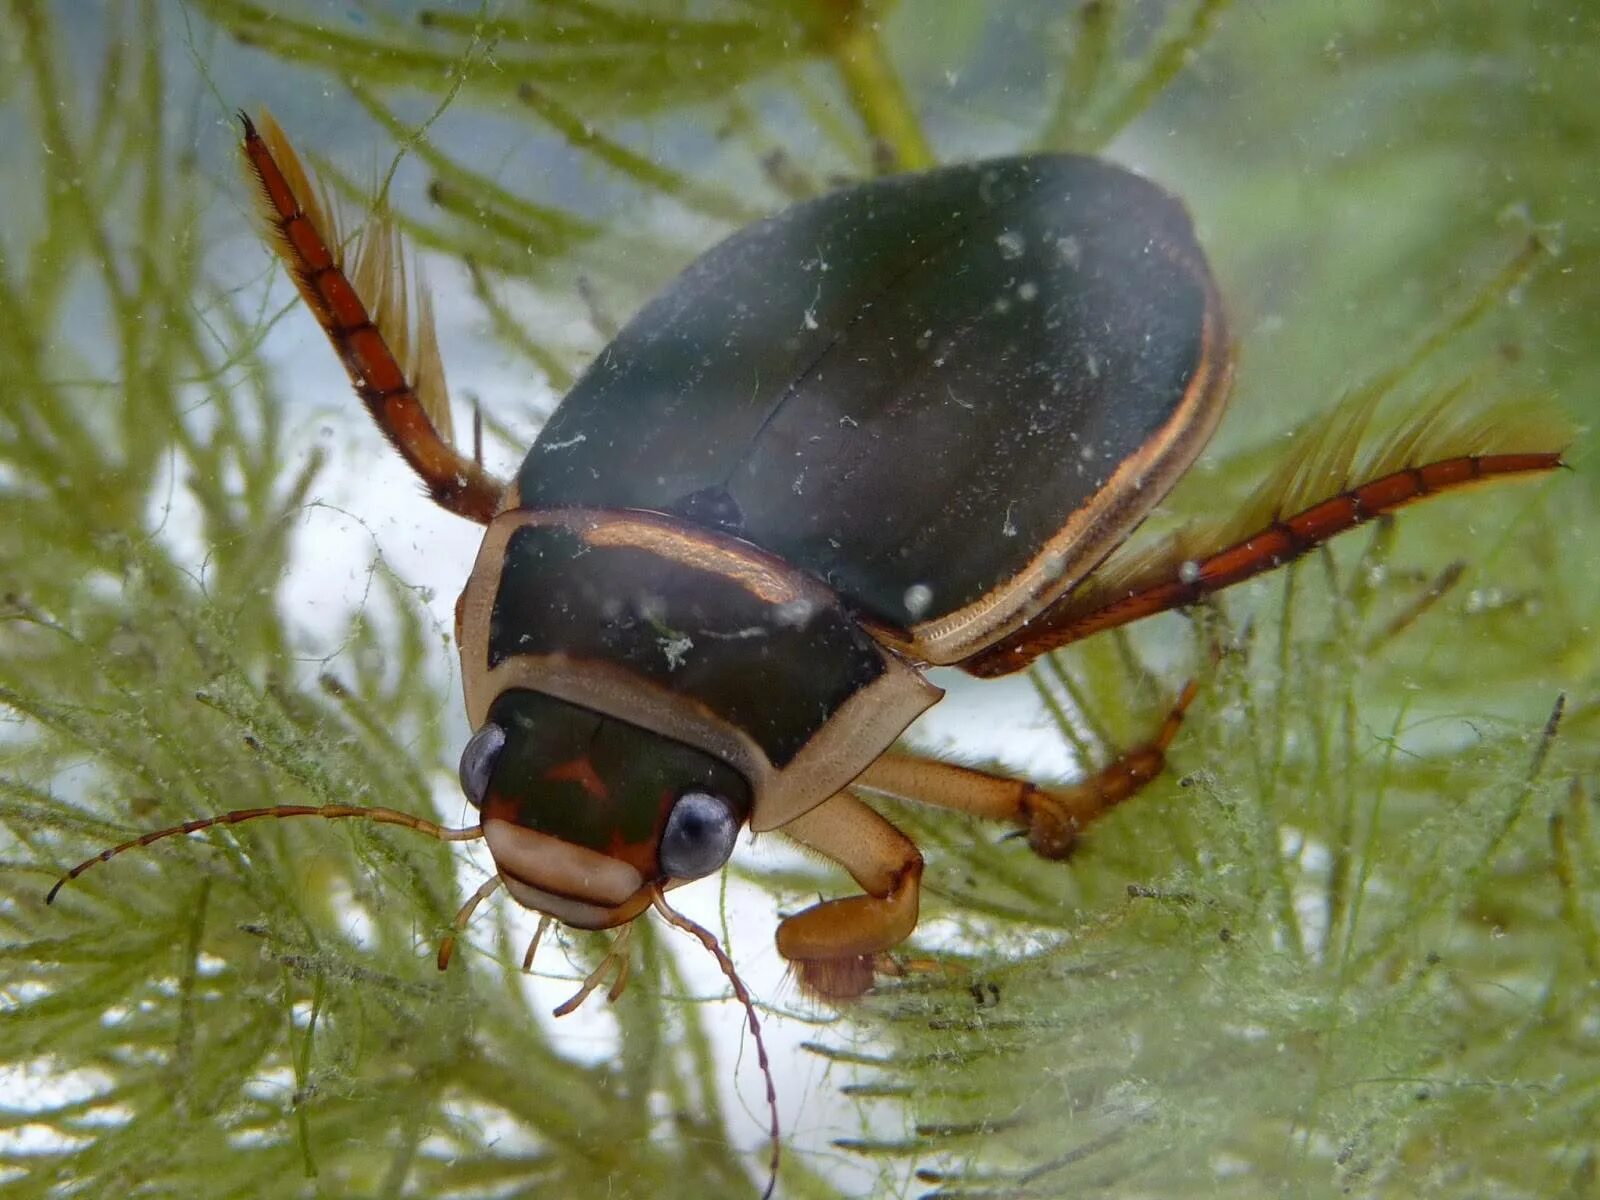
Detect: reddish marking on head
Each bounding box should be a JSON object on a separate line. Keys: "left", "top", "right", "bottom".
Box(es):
{"left": 545, "top": 755, "right": 609, "bottom": 801}
{"left": 602, "top": 790, "right": 676, "bottom": 878}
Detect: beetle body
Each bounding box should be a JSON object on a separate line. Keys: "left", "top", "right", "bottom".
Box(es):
{"left": 449, "top": 152, "right": 1229, "bottom": 937}
{"left": 44, "top": 113, "right": 1565, "bottom": 1198}
{"left": 194, "top": 113, "right": 1559, "bottom": 998}
{"left": 516, "top": 154, "right": 1226, "bottom": 656}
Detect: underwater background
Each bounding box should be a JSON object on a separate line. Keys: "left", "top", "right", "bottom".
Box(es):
{"left": 1, "top": 2, "right": 1597, "bottom": 1196}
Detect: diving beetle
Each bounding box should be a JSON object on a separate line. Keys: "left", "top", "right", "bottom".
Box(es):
{"left": 49, "top": 112, "right": 1564, "bottom": 1193}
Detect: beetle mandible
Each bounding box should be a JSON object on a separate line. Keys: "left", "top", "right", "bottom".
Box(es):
{"left": 49, "top": 112, "right": 1565, "bottom": 1193}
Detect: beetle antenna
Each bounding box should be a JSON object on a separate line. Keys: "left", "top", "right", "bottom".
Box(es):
{"left": 651, "top": 885, "right": 780, "bottom": 1200}
{"left": 437, "top": 874, "right": 504, "bottom": 971}
{"left": 46, "top": 804, "right": 484, "bottom": 905}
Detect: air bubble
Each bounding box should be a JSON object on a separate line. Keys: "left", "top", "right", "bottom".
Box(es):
{"left": 773, "top": 598, "right": 816, "bottom": 628}
{"left": 903, "top": 583, "right": 934, "bottom": 619}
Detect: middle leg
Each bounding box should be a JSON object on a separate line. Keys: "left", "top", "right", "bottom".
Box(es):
{"left": 852, "top": 680, "right": 1198, "bottom": 859}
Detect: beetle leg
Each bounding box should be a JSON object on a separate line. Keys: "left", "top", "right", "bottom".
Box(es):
{"left": 521, "top": 914, "right": 554, "bottom": 973}
{"left": 239, "top": 112, "right": 506, "bottom": 523}
{"left": 853, "top": 681, "right": 1198, "bottom": 860}
{"left": 776, "top": 793, "right": 923, "bottom": 1000}
{"left": 961, "top": 451, "right": 1563, "bottom": 677}
{"left": 436, "top": 874, "right": 504, "bottom": 971}
{"left": 552, "top": 922, "right": 635, "bottom": 1016}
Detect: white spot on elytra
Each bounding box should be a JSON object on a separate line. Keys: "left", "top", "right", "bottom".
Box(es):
{"left": 659, "top": 634, "right": 693, "bottom": 669}
{"left": 774, "top": 598, "right": 817, "bottom": 629}
{"left": 903, "top": 583, "right": 934, "bottom": 619}
{"left": 802, "top": 283, "right": 821, "bottom": 331}
{"left": 995, "top": 230, "right": 1025, "bottom": 260}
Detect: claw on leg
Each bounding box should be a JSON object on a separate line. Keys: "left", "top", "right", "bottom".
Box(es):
{"left": 1020, "top": 678, "right": 1198, "bottom": 858}
{"left": 770, "top": 683, "right": 1198, "bottom": 999}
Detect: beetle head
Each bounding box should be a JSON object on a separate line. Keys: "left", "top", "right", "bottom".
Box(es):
{"left": 458, "top": 689, "right": 752, "bottom": 929}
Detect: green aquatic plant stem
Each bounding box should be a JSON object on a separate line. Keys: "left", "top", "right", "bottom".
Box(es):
{"left": 1551, "top": 784, "right": 1600, "bottom": 977}
{"left": 815, "top": 0, "right": 935, "bottom": 170}
{"left": 1089, "top": 0, "right": 1233, "bottom": 149}
{"left": 1042, "top": 0, "right": 1116, "bottom": 150}
{"left": 515, "top": 81, "right": 765, "bottom": 225}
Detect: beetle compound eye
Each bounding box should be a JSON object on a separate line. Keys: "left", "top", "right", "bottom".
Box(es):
{"left": 659, "top": 790, "right": 739, "bottom": 880}
{"left": 458, "top": 723, "right": 506, "bottom": 809}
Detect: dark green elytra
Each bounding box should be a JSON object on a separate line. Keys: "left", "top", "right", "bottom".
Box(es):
{"left": 488, "top": 523, "right": 887, "bottom": 768}
{"left": 518, "top": 154, "right": 1212, "bottom": 631}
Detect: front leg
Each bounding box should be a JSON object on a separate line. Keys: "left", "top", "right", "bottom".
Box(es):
{"left": 776, "top": 793, "right": 923, "bottom": 1001}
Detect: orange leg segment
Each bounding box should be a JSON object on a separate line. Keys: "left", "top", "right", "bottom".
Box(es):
{"left": 854, "top": 681, "right": 1198, "bottom": 859}
{"left": 774, "top": 684, "right": 1195, "bottom": 998}
{"left": 963, "top": 452, "right": 1562, "bottom": 677}
{"left": 239, "top": 113, "right": 505, "bottom": 523}
{"left": 776, "top": 793, "right": 923, "bottom": 1000}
